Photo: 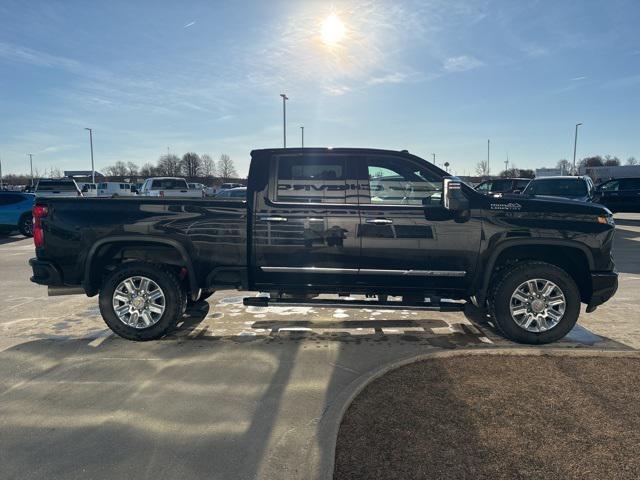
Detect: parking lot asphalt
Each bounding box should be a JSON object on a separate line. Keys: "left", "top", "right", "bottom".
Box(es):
{"left": 0, "top": 213, "right": 638, "bottom": 479}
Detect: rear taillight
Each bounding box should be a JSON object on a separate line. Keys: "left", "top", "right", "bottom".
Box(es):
{"left": 33, "top": 205, "right": 48, "bottom": 248}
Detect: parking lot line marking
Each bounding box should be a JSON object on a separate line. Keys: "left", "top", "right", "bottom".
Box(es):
{"left": 88, "top": 330, "right": 113, "bottom": 347}
{"left": 479, "top": 336, "right": 493, "bottom": 344}
{"left": 188, "top": 324, "right": 209, "bottom": 338}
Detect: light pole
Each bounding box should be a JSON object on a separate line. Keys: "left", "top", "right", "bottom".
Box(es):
{"left": 300, "top": 126, "right": 304, "bottom": 149}
{"left": 28, "top": 154, "right": 34, "bottom": 186}
{"left": 572, "top": 123, "right": 582, "bottom": 175}
{"left": 280, "top": 93, "right": 288, "bottom": 148}
{"left": 0, "top": 154, "right": 3, "bottom": 190}
{"left": 85, "top": 128, "right": 95, "bottom": 184}
{"left": 432, "top": 153, "right": 436, "bottom": 166}
{"left": 487, "top": 139, "right": 490, "bottom": 176}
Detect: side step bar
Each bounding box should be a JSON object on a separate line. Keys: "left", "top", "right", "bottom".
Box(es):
{"left": 243, "top": 296, "right": 465, "bottom": 312}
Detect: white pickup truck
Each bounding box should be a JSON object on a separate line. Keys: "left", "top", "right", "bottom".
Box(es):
{"left": 138, "top": 177, "right": 202, "bottom": 198}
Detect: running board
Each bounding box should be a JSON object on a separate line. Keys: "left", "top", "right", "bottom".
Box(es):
{"left": 243, "top": 297, "right": 465, "bottom": 312}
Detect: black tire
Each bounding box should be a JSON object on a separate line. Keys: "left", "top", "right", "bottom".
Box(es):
{"left": 99, "top": 262, "right": 184, "bottom": 341}
{"left": 488, "top": 261, "right": 580, "bottom": 344}
{"left": 18, "top": 213, "right": 33, "bottom": 237}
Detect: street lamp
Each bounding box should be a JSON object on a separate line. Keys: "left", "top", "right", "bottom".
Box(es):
{"left": 28, "top": 154, "right": 34, "bottom": 186}
{"left": 85, "top": 128, "right": 95, "bottom": 184}
{"left": 432, "top": 153, "right": 436, "bottom": 166}
{"left": 300, "top": 126, "right": 304, "bottom": 149}
{"left": 280, "top": 94, "right": 288, "bottom": 148}
{"left": 572, "top": 123, "right": 582, "bottom": 175}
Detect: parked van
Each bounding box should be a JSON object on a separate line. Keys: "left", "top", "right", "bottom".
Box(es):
{"left": 97, "top": 182, "right": 135, "bottom": 197}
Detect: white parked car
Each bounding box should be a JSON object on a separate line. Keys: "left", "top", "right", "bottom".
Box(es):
{"left": 139, "top": 177, "right": 202, "bottom": 198}
{"left": 78, "top": 183, "right": 98, "bottom": 197}
{"left": 35, "top": 179, "right": 82, "bottom": 198}
{"left": 97, "top": 182, "right": 136, "bottom": 197}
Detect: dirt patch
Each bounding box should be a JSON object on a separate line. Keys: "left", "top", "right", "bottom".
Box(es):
{"left": 335, "top": 355, "right": 640, "bottom": 480}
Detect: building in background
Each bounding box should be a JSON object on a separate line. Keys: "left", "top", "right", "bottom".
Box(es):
{"left": 579, "top": 165, "right": 640, "bottom": 183}
{"left": 535, "top": 168, "right": 562, "bottom": 177}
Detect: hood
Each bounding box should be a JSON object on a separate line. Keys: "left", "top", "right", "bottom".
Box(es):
{"left": 528, "top": 194, "right": 591, "bottom": 203}
{"left": 512, "top": 194, "right": 610, "bottom": 215}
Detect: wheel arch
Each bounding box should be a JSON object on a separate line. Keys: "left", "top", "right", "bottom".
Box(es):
{"left": 83, "top": 236, "right": 198, "bottom": 298}
{"left": 476, "top": 239, "right": 594, "bottom": 305}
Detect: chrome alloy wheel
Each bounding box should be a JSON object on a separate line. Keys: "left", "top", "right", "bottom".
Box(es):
{"left": 509, "top": 278, "right": 566, "bottom": 333}
{"left": 112, "top": 276, "right": 165, "bottom": 328}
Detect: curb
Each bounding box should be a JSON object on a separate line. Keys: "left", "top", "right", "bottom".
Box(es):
{"left": 313, "top": 346, "right": 640, "bottom": 480}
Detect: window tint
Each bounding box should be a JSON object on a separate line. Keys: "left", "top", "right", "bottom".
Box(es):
{"left": 525, "top": 179, "right": 588, "bottom": 197}
{"left": 275, "top": 154, "right": 348, "bottom": 203}
{"left": 230, "top": 189, "right": 246, "bottom": 198}
{"left": 515, "top": 180, "right": 531, "bottom": 189}
{"left": 151, "top": 179, "right": 187, "bottom": 189}
{"left": 621, "top": 178, "right": 640, "bottom": 190}
{"left": 487, "top": 179, "right": 514, "bottom": 192}
{"left": 361, "top": 156, "right": 442, "bottom": 205}
{"left": 36, "top": 181, "right": 78, "bottom": 191}
{"left": 476, "top": 181, "right": 492, "bottom": 192}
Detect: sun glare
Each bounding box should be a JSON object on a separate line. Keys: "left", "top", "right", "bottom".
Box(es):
{"left": 321, "top": 13, "right": 346, "bottom": 46}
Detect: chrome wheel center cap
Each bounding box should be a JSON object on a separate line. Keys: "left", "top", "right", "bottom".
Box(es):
{"left": 531, "top": 299, "right": 545, "bottom": 313}
{"left": 132, "top": 297, "right": 145, "bottom": 309}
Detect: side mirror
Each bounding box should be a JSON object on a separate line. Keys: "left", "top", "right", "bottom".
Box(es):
{"left": 443, "top": 178, "right": 470, "bottom": 212}
{"left": 131, "top": 187, "right": 138, "bottom": 193}
{"left": 81, "top": 186, "right": 88, "bottom": 193}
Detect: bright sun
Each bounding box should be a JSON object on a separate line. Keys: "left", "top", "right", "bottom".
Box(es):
{"left": 320, "top": 13, "right": 346, "bottom": 46}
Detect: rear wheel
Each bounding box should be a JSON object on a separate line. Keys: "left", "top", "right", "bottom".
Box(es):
{"left": 18, "top": 213, "right": 33, "bottom": 237}
{"left": 489, "top": 261, "right": 580, "bottom": 344}
{"left": 99, "top": 262, "right": 184, "bottom": 341}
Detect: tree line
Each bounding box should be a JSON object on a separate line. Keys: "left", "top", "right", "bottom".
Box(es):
{"left": 102, "top": 152, "right": 239, "bottom": 181}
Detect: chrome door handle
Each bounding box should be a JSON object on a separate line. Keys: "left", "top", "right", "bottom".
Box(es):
{"left": 260, "top": 216, "right": 288, "bottom": 222}
{"left": 365, "top": 218, "right": 393, "bottom": 225}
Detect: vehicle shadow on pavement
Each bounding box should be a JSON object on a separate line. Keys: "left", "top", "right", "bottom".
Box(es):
{"left": 612, "top": 219, "right": 640, "bottom": 274}
{"left": 0, "top": 234, "right": 25, "bottom": 246}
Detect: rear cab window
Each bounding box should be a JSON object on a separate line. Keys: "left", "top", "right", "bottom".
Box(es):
{"left": 151, "top": 179, "right": 188, "bottom": 189}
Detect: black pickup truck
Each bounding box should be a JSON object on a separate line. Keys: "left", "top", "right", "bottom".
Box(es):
{"left": 29, "top": 148, "right": 618, "bottom": 344}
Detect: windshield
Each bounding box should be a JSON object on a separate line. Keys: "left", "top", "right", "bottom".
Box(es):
{"left": 36, "top": 181, "right": 78, "bottom": 191}
{"left": 525, "top": 179, "right": 587, "bottom": 197}
{"left": 151, "top": 179, "right": 187, "bottom": 189}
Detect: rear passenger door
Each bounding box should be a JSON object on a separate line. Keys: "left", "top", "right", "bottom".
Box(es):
{"left": 356, "top": 154, "right": 481, "bottom": 291}
{"left": 252, "top": 152, "right": 361, "bottom": 289}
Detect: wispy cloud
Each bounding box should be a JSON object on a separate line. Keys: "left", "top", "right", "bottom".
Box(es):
{"left": 367, "top": 73, "right": 409, "bottom": 86}
{"left": 183, "top": 21, "right": 195, "bottom": 28}
{"left": 0, "top": 41, "right": 79, "bottom": 69}
{"left": 571, "top": 76, "right": 587, "bottom": 81}
{"left": 324, "top": 85, "right": 351, "bottom": 96}
{"left": 443, "top": 55, "right": 484, "bottom": 72}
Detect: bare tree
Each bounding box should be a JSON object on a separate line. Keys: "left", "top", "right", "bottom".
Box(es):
{"left": 603, "top": 155, "right": 620, "bottom": 167}
{"left": 181, "top": 152, "right": 201, "bottom": 178}
{"left": 139, "top": 162, "right": 157, "bottom": 177}
{"left": 626, "top": 156, "right": 638, "bottom": 166}
{"left": 500, "top": 167, "right": 520, "bottom": 178}
{"left": 578, "top": 156, "right": 604, "bottom": 169}
{"left": 156, "top": 154, "right": 182, "bottom": 176}
{"left": 126, "top": 162, "right": 139, "bottom": 176}
{"left": 201, "top": 154, "right": 216, "bottom": 178}
{"left": 556, "top": 159, "right": 571, "bottom": 175}
{"left": 217, "top": 154, "right": 237, "bottom": 180}
{"left": 475, "top": 160, "right": 489, "bottom": 176}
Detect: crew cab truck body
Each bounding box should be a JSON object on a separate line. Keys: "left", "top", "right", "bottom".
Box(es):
{"left": 29, "top": 148, "right": 618, "bottom": 344}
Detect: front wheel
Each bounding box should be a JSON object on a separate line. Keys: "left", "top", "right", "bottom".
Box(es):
{"left": 99, "top": 262, "right": 185, "bottom": 341}
{"left": 489, "top": 261, "right": 580, "bottom": 344}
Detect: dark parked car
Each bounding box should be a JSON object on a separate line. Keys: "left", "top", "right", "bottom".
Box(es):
{"left": 594, "top": 178, "right": 640, "bottom": 213}
{"left": 522, "top": 176, "right": 595, "bottom": 202}
{"left": 29, "top": 148, "right": 617, "bottom": 345}
{"left": 214, "top": 186, "right": 247, "bottom": 200}
{"left": 0, "top": 192, "right": 35, "bottom": 236}
{"left": 475, "top": 178, "right": 531, "bottom": 195}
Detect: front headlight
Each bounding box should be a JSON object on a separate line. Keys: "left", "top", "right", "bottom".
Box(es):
{"left": 597, "top": 215, "right": 615, "bottom": 226}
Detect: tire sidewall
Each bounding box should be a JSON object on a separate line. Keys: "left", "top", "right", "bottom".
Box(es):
{"left": 99, "top": 263, "right": 183, "bottom": 341}
{"left": 19, "top": 213, "right": 33, "bottom": 237}
{"left": 493, "top": 263, "right": 580, "bottom": 344}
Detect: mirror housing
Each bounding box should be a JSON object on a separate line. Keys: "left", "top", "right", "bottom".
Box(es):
{"left": 443, "top": 178, "right": 470, "bottom": 212}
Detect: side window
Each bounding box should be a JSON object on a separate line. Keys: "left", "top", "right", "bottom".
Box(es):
{"left": 600, "top": 180, "right": 619, "bottom": 192}
{"left": 515, "top": 180, "right": 530, "bottom": 190}
{"left": 361, "top": 156, "right": 442, "bottom": 205}
{"left": 476, "top": 182, "right": 492, "bottom": 192}
{"left": 274, "top": 154, "right": 349, "bottom": 204}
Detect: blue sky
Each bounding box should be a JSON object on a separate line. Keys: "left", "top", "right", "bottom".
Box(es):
{"left": 0, "top": 0, "right": 639, "bottom": 176}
